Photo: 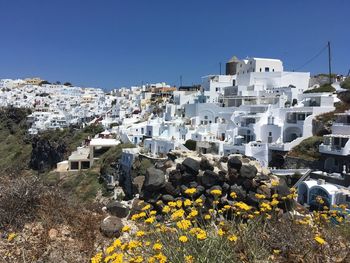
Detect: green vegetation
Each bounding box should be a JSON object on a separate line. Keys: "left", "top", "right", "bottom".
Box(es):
{"left": 98, "top": 143, "right": 135, "bottom": 175}
{"left": 184, "top": 139, "right": 197, "bottom": 151}
{"left": 304, "top": 83, "right": 335, "bottom": 93}
{"left": 340, "top": 77, "right": 350, "bottom": 90}
{"left": 288, "top": 136, "right": 323, "bottom": 160}
{"left": 0, "top": 108, "right": 32, "bottom": 174}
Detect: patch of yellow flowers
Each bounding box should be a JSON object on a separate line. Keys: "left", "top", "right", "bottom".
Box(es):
{"left": 92, "top": 189, "right": 349, "bottom": 263}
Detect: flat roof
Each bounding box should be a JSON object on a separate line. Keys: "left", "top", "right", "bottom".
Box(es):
{"left": 90, "top": 138, "right": 120, "bottom": 147}
{"left": 69, "top": 147, "right": 90, "bottom": 161}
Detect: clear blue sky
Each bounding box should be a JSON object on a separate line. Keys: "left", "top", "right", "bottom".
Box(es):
{"left": 0, "top": 0, "right": 349, "bottom": 90}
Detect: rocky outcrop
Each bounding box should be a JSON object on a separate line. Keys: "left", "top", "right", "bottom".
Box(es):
{"left": 133, "top": 151, "right": 293, "bottom": 212}
{"left": 29, "top": 137, "right": 66, "bottom": 171}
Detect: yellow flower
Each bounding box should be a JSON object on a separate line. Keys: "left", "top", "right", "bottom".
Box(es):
{"left": 255, "top": 193, "right": 266, "bottom": 199}
{"left": 179, "top": 235, "right": 188, "bottom": 243}
{"left": 228, "top": 234, "right": 237, "bottom": 242}
{"left": 196, "top": 229, "right": 207, "bottom": 240}
{"left": 129, "top": 256, "right": 143, "bottom": 263}
{"left": 204, "top": 214, "right": 211, "bottom": 220}
{"left": 153, "top": 242, "right": 163, "bottom": 251}
{"left": 185, "top": 188, "right": 197, "bottom": 195}
{"left": 145, "top": 216, "right": 156, "bottom": 224}
{"left": 91, "top": 252, "right": 103, "bottom": 263}
{"left": 136, "top": 231, "right": 145, "bottom": 237}
{"left": 230, "top": 191, "right": 237, "bottom": 199}
{"left": 106, "top": 245, "right": 115, "bottom": 254}
{"left": 271, "top": 180, "right": 279, "bottom": 186}
{"left": 142, "top": 204, "right": 151, "bottom": 211}
{"left": 176, "top": 219, "right": 192, "bottom": 230}
{"left": 272, "top": 193, "right": 279, "bottom": 198}
{"left": 218, "top": 228, "right": 225, "bottom": 236}
{"left": 176, "top": 200, "right": 183, "bottom": 208}
{"left": 210, "top": 189, "right": 222, "bottom": 196}
{"left": 162, "top": 205, "right": 170, "bottom": 214}
{"left": 195, "top": 198, "right": 203, "bottom": 204}
{"left": 188, "top": 209, "right": 198, "bottom": 218}
{"left": 185, "top": 255, "right": 194, "bottom": 263}
{"left": 7, "top": 233, "right": 16, "bottom": 242}
{"left": 113, "top": 239, "right": 122, "bottom": 248}
{"left": 270, "top": 199, "right": 279, "bottom": 206}
{"left": 150, "top": 210, "right": 157, "bottom": 215}
{"left": 171, "top": 209, "right": 185, "bottom": 220}
{"left": 234, "top": 201, "right": 252, "bottom": 211}
{"left": 184, "top": 199, "right": 192, "bottom": 207}
{"left": 168, "top": 201, "right": 177, "bottom": 207}
{"left": 122, "top": 225, "right": 131, "bottom": 232}
{"left": 260, "top": 202, "right": 272, "bottom": 211}
{"left": 154, "top": 252, "right": 167, "bottom": 263}
{"left": 138, "top": 212, "right": 146, "bottom": 218}
{"left": 314, "top": 235, "right": 326, "bottom": 245}
{"left": 316, "top": 196, "right": 324, "bottom": 204}
{"left": 273, "top": 249, "right": 281, "bottom": 254}
{"left": 128, "top": 240, "right": 141, "bottom": 250}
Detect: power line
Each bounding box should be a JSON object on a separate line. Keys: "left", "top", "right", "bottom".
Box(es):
{"left": 292, "top": 44, "right": 328, "bottom": 72}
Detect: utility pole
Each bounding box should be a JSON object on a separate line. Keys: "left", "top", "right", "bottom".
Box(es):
{"left": 219, "top": 62, "right": 222, "bottom": 75}
{"left": 180, "top": 75, "right": 183, "bottom": 87}
{"left": 328, "top": 41, "right": 332, "bottom": 84}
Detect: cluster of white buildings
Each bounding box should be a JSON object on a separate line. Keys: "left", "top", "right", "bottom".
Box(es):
{"left": 2, "top": 58, "right": 349, "bottom": 210}
{"left": 0, "top": 77, "right": 111, "bottom": 134}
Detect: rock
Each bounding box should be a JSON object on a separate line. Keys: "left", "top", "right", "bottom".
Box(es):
{"left": 143, "top": 168, "right": 166, "bottom": 191}
{"left": 199, "top": 157, "right": 214, "bottom": 171}
{"left": 240, "top": 164, "right": 257, "bottom": 179}
{"left": 222, "top": 182, "right": 230, "bottom": 194}
{"left": 106, "top": 201, "right": 130, "bottom": 218}
{"left": 48, "top": 228, "right": 58, "bottom": 240}
{"left": 114, "top": 186, "right": 125, "bottom": 201}
{"left": 182, "top": 158, "right": 200, "bottom": 175}
{"left": 162, "top": 194, "right": 175, "bottom": 202}
{"left": 256, "top": 185, "right": 271, "bottom": 199}
{"left": 229, "top": 185, "right": 247, "bottom": 200}
{"left": 176, "top": 163, "right": 186, "bottom": 173}
{"left": 132, "top": 176, "right": 145, "bottom": 194}
{"left": 201, "top": 170, "right": 222, "bottom": 188}
{"left": 163, "top": 160, "right": 174, "bottom": 169}
{"left": 182, "top": 172, "right": 197, "bottom": 184}
{"left": 163, "top": 182, "right": 180, "bottom": 196}
{"left": 188, "top": 181, "right": 198, "bottom": 188}
{"left": 228, "top": 157, "right": 242, "bottom": 171}
{"left": 169, "top": 170, "right": 182, "bottom": 186}
{"left": 129, "top": 198, "right": 144, "bottom": 216}
{"left": 246, "top": 191, "right": 260, "bottom": 207}
{"left": 219, "top": 156, "right": 228, "bottom": 163}
{"left": 100, "top": 216, "right": 123, "bottom": 238}
{"left": 196, "top": 185, "right": 205, "bottom": 195}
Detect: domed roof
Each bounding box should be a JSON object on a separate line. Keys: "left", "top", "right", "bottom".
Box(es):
{"left": 228, "top": 56, "right": 239, "bottom": 63}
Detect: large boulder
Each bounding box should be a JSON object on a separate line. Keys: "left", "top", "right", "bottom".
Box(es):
{"left": 182, "top": 158, "right": 200, "bottom": 175}
{"left": 106, "top": 201, "right": 130, "bottom": 218}
{"left": 100, "top": 216, "right": 123, "bottom": 238}
{"left": 200, "top": 170, "right": 222, "bottom": 188}
{"left": 227, "top": 157, "right": 242, "bottom": 171}
{"left": 240, "top": 164, "right": 257, "bottom": 179}
{"left": 163, "top": 182, "right": 180, "bottom": 196}
{"left": 143, "top": 167, "right": 166, "bottom": 191}
{"left": 168, "top": 169, "right": 182, "bottom": 186}
{"left": 199, "top": 157, "right": 214, "bottom": 171}
{"left": 229, "top": 184, "right": 247, "bottom": 200}
{"left": 132, "top": 176, "right": 145, "bottom": 194}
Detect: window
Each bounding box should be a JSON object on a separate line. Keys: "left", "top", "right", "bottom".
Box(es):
{"left": 265, "top": 67, "right": 270, "bottom": 72}
{"left": 204, "top": 116, "right": 208, "bottom": 119}
{"left": 269, "top": 132, "right": 272, "bottom": 136}
{"left": 272, "top": 69, "right": 275, "bottom": 72}
{"left": 260, "top": 68, "right": 262, "bottom": 72}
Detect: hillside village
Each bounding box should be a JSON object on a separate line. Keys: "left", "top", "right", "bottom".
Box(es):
{"left": 1, "top": 56, "right": 350, "bottom": 211}
{"left": 1, "top": 56, "right": 350, "bottom": 262}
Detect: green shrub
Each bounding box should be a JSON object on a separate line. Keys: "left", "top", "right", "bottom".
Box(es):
{"left": 184, "top": 139, "right": 197, "bottom": 151}
{"left": 304, "top": 84, "right": 335, "bottom": 93}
